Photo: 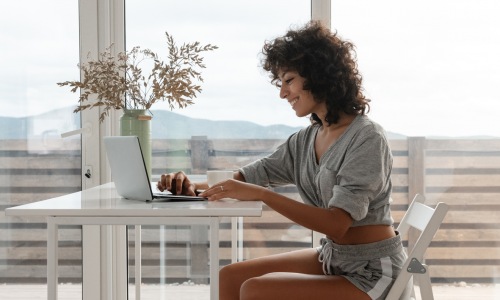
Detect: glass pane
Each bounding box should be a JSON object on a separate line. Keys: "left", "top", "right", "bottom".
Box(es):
{"left": 0, "top": 1, "right": 82, "bottom": 299}
{"left": 331, "top": 0, "right": 500, "bottom": 138}
{"left": 332, "top": 0, "right": 500, "bottom": 298}
{"left": 126, "top": 0, "right": 310, "bottom": 297}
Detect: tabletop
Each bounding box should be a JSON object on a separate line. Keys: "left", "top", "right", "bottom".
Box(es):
{"left": 5, "top": 182, "right": 263, "bottom": 218}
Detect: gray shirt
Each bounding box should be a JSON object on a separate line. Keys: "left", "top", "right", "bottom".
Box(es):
{"left": 239, "top": 115, "right": 394, "bottom": 227}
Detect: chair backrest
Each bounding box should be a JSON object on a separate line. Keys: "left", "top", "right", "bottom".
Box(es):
{"left": 385, "top": 194, "right": 449, "bottom": 300}
{"left": 397, "top": 194, "right": 449, "bottom": 259}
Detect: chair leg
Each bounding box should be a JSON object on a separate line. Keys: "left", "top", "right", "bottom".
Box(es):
{"left": 403, "top": 276, "right": 415, "bottom": 300}
{"left": 409, "top": 278, "right": 416, "bottom": 300}
{"left": 415, "top": 265, "right": 434, "bottom": 300}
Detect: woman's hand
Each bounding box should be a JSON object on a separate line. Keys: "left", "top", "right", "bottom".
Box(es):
{"left": 157, "top": 171, "right": 197, "bottom": 196}
{"left": 199, "top": 179, "right": 268, "bottom": 201}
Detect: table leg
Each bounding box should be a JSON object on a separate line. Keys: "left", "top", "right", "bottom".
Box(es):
{"left": 113, "top": 225, "right": 128, "bottom": 300}
{"left": 237, "top": 217, "right": 243, "bottom": 262}
{"left": 231, "top": 217, "right": 237, "bottom": 263}
{"left": 47, "top": 217, "right": 58, "bottom": 300}
{"left": 135, "top": 225, "right": 142, "bottom": 300}
{"left": 230, "top": 216, "right": 244, "bottom": 263}
{"left": 83, "top": 226, "right": 102, "bottom": 300}
{"left": 209, "top": 217, "right": 220, "bottom": 300}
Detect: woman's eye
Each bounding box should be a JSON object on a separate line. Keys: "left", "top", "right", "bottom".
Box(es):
{"left": 285, "top": 78, "right": 293, "bottom": 85}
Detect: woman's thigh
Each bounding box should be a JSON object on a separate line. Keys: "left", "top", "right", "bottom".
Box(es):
{"left": 240, "top": 272, "right": 371, "bottom": 300}
{"left": 219, "top": 248, "right": 323, "bottom": 299}
{"left": 220, "top": 248, "right": 370, "bottom": 300}
{"left": 220, "top": 248, "right": 323, "bottom": 280}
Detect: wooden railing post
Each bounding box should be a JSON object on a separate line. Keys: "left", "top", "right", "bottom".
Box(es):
{"left": 407, "top": 136, "right": 426, "bottom": 250}
{"left": 188, "top": 136, "right": 210, "bottom": 278}
{"left": 408, "top": 136, "right": 426, "bottom": 200}
{"left": 189, "top": 136, "right": 209, "bottom": 174}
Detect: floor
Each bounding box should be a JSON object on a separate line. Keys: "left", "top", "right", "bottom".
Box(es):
{"left": 0, "top": 283, "right": 499, "bottom": 299}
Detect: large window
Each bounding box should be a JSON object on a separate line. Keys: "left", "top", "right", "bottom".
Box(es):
{"left": 330, "top": 0, "right": 500, "bottom": 138}
{"left": 0, "top": 0, "right": 82, "bottom": 298}
{"left": 124, "top": 0, "right": 500, "bottom": 297}
{"left": 125, "top": 0, "right": 311, "bottom": 294}
{"left": 331, "top": 0, "right": 500, "bottom": 292}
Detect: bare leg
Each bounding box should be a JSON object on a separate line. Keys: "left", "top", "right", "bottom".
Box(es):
{"left": 219, "top": 248, "right": 370, "bottom": 300}
{"left": 240, "top": 272, "right": 370, "bottom": 300}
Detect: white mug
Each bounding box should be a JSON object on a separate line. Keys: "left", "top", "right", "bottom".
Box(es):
{"left": 207, "top": 170, "right": 233, "bottom": 187}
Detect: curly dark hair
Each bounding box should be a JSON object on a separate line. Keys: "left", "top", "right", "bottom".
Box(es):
{"left": 262, "top": 21, "right": 370, "bottom": 126}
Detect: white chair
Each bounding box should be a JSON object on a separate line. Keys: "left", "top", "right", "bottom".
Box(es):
{"left": 385, "top": 194, "right": 449, "bottom": 300}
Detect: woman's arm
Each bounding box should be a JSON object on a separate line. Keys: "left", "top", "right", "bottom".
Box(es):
{"left": 261, "top": 188, "right": 353, "bottom": 241}
{"left": 200, "top": 179, "right": 353, "bottom": 241}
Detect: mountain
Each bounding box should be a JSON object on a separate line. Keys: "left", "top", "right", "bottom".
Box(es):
{"left": 0, "top": 107, "right": 304, "bottom": 140}
{"left": 0, "top": 107, "right": 81, "bottom": 140}
{"left": 0, "top": 106, "right": 413, "bottom": 140}
{"left": 150, "top": 110, "right": 304, "bottom": 139}
{"left": 0, "top": 116, "right": 27, "bottom": 139}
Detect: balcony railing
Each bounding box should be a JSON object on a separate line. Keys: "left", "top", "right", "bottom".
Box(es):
{"left": 1, "top": 137, "right": 499, "bottom": 284}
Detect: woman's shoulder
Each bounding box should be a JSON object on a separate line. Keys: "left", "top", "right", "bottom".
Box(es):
{"left": 339, "top": 115, "right": 390, "bottom": 149}
{"left": 351, "top": 115, "right": 388, "bottom": 137}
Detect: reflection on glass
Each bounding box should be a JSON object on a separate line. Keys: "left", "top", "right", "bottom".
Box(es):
{"left": 0, "top": 1, "right": 82, "bottom": 299}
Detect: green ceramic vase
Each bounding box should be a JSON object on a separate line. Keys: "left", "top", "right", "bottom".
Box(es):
{"left": 120, "top": 109, "right": 152, "bottom": 180}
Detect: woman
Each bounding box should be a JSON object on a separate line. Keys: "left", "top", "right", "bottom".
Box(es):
{"left": 157, "top": 21, "right": 407, "bottom": 300}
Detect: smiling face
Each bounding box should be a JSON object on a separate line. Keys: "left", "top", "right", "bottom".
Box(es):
{"left": 278, "top": 70, "right": 325, "bottom": 119}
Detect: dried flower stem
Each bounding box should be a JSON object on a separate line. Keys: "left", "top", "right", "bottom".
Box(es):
{"left": 58, "top": 32, "right": 218, "bottom": 122}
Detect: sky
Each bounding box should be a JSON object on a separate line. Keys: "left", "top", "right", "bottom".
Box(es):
{"left": 1, "top": 0, "right": 499, "bottom": 138}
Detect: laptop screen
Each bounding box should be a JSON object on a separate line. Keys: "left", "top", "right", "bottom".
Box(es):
{"left": 104, "top": 136, "right": 154, "bottom": 201}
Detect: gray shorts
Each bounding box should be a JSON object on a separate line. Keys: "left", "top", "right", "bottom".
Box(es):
{"left": 317, "top": 233, "right": 407, "bottom": 300}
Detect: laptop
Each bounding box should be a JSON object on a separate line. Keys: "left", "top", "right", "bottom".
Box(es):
{"left": 104, "top": 136, "right": 206, "bottom": 202}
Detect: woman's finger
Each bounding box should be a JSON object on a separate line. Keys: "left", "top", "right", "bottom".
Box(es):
{"left": 157, "top": 173, "right": 171, "bottom": 191}
{"left": 200, "top": 181, "right": 229, "bottom": 200}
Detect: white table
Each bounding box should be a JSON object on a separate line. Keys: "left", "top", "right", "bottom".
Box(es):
{"left": 5, "top": 183, "right": 262, "bottom": 300}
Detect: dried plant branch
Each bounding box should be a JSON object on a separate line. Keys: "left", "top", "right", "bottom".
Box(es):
{"left": 58, "top": 32, "right": 218, "bottom": 122}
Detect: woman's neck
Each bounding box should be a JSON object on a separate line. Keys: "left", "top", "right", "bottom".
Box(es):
{"left": 320, "top": 113, "right": 357, "bottom": 133}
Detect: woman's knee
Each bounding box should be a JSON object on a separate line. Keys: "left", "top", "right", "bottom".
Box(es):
{"left": 219, "top": 263, "right": 238, "bottom": 282}
{"left": 219, "top": 262, "right": 247, "bottom": 293}
{"left": 240, "top": 277, "right": 264, "bottom": 300}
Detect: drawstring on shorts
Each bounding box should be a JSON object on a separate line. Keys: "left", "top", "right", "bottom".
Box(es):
{"left": 318, "top": 238, "right": 335, "bottom": 275}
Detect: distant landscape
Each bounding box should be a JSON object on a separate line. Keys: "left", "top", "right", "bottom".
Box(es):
{"left": 0, "top": 106, "right": 467, "bottom": 140}
{"left": 0, "top": 107, "right": 308, "bottom": 140}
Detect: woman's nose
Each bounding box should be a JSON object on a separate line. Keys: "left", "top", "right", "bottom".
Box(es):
{"left": 279, "top": 85, "right": 288, "bottom": 99}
